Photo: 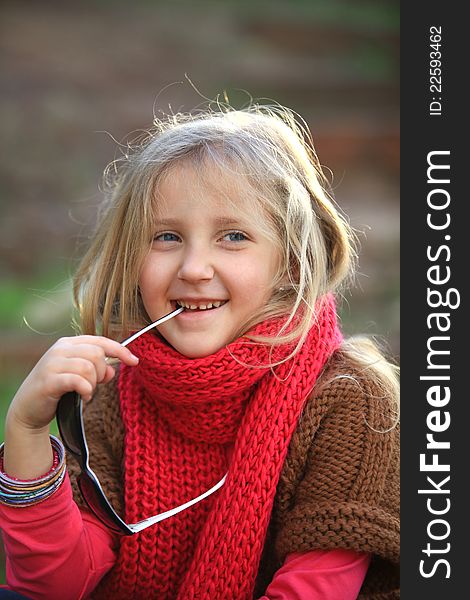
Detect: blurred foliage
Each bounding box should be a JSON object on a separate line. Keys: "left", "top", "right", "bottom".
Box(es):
{"left": 0, "top": 266, "right": 74, "bottom": 331}
{"left": 88, "top": 0, "right": 399, "bottom": 28}
{"left": 0, "top": 377, "right": 59, "bottom": 443}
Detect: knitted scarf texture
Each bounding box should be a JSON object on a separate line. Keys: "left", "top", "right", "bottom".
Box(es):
{"left": 98, "top": 296, "right": 342, "bottom": 599}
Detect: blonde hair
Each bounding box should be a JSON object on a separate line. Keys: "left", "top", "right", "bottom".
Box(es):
{"left": 74, "top": 102, "right": 398, "bottom": 403}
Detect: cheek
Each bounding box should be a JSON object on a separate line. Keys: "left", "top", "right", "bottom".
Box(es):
{"left": 138, "top": 264, "right": 152, "bottom": 296}
{"left": 138, "top": 258, "right": 165, "bottom": 300}
{"left": 231, "top": 266, "right": 274, "bottom": 307}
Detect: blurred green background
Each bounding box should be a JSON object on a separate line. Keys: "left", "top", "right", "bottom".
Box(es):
{"left": 0, "top": 0, "right": 399, "bottom": 582}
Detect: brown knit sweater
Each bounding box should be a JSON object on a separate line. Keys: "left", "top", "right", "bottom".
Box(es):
{"left": 67, "top": 350, "right": 400, "bottom": 599}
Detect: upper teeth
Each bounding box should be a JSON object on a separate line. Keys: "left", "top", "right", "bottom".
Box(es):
{"left": 177, "top": 300, "right": 226, "bottom": 310}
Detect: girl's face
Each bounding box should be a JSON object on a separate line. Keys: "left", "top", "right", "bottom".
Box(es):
{"left": 139, "top": 162, "right": 280, "bottom": 358}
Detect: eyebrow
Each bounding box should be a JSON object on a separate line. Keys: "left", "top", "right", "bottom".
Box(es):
{"left": 154, "top": 216, "right": 248, "bottom": 227}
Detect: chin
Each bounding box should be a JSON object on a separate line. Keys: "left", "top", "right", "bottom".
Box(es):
{"left": 169, "top": 340, "right": 227, "bottom": 359}
{"left": 179, "top": 347, "right": 222, "bottom": 359}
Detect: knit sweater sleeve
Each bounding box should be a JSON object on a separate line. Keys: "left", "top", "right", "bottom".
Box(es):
{"left": 273, "top": 352, "right": 400, "bottom": 599}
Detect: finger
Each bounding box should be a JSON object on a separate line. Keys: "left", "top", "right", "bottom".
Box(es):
{"left": 49, "top": 373, "right": 94, "bottom": 402}
{"left": 61, "top": 357, "right": 99, "bottom": 391}
{"left": 56, "top": 336, "right": 139, "bottom": 366}
{"left": 59, "top": 344, "right": 108, "bottom": 383}
{"left": 102, "top": 365, "right": 116, "bottom": 385}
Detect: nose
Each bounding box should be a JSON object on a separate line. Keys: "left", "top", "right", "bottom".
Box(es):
{"left": 177, "top": 245, "right": 215, "bottom": 282}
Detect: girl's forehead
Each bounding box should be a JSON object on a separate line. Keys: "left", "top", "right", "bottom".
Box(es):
{"left": 154, "top": 160, "right": 258, "bottom": 217}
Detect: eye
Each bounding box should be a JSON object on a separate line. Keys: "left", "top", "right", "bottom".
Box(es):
{"left": 221, "top": 231, "right": 248, "bottom": 243}
{"left": 153, "top": 232, "right": 181, "bottom": 243}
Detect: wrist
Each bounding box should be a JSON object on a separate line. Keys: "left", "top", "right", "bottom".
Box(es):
{"left": 4, "top": 412, "right": 53, "bottom": 479}
{"left": 5, "top": 404, "right": 51, "bottom": 438}
{"left": 0, "top": 436, "right": 66, "bottom": 507}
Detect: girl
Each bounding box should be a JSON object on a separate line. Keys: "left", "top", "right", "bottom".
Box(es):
{"left": 0, "top": 105, "right": 399, "bottom": 599}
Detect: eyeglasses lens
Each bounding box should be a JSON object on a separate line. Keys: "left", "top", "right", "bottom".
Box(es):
{"left": 56, "top": 392, "right": 86, "bottom": 460}
{"left": 78, "top": 473, "right": 128, "bottom": 534}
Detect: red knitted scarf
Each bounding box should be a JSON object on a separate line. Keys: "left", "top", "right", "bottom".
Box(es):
{"left": 97, "top": 295, "right": 342, "bottom": 599}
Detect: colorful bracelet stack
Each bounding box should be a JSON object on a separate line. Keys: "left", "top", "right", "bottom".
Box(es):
{"left": 0, "top": 435, "right": 66, "bottom": 508}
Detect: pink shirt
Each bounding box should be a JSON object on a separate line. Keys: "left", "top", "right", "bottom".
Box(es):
{"left": 0, "top": 474, "right": 370, "bottom": 599}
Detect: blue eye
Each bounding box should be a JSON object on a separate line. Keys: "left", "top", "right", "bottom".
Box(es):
{"left": 153, "top": 232, "right": 180, "bottom": 242}
{"left": 223, "top": 231, "right": 248, "bottom": 242}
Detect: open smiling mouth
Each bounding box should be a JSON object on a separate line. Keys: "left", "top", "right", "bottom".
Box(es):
{"left": 174, "top": 300, "right": 229, "bottom": 312}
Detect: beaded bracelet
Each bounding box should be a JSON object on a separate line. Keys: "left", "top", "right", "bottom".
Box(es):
{"left": 0, "top": 435, "right": 66, "bottom": 508}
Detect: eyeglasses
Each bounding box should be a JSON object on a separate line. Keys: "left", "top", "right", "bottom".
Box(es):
{"left": 56, "top": 307, "right": 227, "bottom": 535}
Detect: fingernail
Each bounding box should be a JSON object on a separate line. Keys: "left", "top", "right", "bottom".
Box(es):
{"left": 130, "top": 353, "right": 139, "bottom": 362}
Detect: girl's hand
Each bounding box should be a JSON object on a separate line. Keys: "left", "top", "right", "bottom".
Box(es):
{"left": 7, "top": 336, "right": 139, "bottom": 433}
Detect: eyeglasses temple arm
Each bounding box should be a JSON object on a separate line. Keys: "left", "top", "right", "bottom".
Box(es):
{"left": 128, "top": 473, "right": 227, "bottom": 534}
{"left": 106, "top": 306, "right": 184, "bottom": 365}
{"left": 121, "top": 306, "right": 184, "bottom": 347}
